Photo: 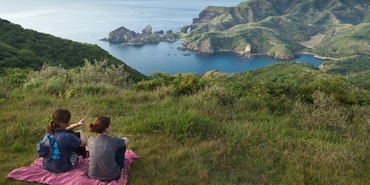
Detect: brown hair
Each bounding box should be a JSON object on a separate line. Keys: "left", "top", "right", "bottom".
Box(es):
{"left": 89, "top": 116, "right": 111, "bottom": 133}
{"left": 47, "top": 108, "right": 71, "bottom": 133}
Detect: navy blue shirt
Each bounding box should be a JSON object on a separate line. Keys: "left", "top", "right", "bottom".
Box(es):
{"left": 37, "top": 129, "right": 82, "bottom": 173}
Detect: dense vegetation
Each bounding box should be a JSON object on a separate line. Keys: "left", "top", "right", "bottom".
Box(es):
{"left": 0, "top": 18, "right": 145, "bottom": 81}
{"left": 1, "top": 0, "right": 370, "bottom": 184}
{"left": 181, "top": 0, "right": 370, "bottom": 59}
{"left": 1, "top": 61, "right": 370, "bottom": 185}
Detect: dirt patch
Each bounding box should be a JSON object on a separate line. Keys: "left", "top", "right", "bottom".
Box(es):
{"left": 301, "top": 33, "right": 326, "bottom": 48}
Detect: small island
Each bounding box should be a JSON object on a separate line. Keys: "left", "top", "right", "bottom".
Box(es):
{"left": 100, "top": 24, "right": 178, "bottom": 46}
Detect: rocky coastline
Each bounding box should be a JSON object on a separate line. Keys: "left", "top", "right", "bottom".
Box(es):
{"left": 100, "top": 24, "right": 177, "bottom": 46}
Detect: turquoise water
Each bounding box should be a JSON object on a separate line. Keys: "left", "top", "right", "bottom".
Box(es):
{"left": 102, "top": 40, "right": 322, "bottom": 75}
{"left": 0, "top": 0, "right": 322, "bottom": 75}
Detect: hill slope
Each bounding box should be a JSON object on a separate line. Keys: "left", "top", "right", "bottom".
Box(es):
{"left": 180, "top": 0, "right": 370, "bottom": 59}
{"left": 1, "top": 61, "right": 370, "bottom": 184}
{"left": 0, "top": 18, "right": 146, "bottom": 81}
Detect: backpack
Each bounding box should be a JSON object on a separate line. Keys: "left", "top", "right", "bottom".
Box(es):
{"left": 36, "top": 135, "right": 52, "bottom": 161}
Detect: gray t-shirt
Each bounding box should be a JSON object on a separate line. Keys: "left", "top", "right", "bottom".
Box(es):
{"left": 87, "top": 134, "right": 126, "bottom": 182}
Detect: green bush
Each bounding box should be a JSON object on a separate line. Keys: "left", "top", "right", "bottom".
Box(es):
{"left": 1, "top": 68, "right": 31, "bottom": 89}
{"left": 292, "top": 91, "right": 349, "bottom": 132}
{"left": 173, "top": 73, "right": 203, "bottom": 95}
{"left": 134, "top": 72, "right": 174, "bottom": 91}
{"left": 23, "top": 77, "right": 69, "bottom": 95}
{"left": 73, "top": 60, "right": 130, "bottom": 87}
{"left": 200, "top": 84, "right": 236, "bottom": 107}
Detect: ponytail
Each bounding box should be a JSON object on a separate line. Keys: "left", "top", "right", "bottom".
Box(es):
{"left": 89, "top": 116, "right": 110, "bottom": 134}
{"left": 47, "top": 120, "right": 56, "bottom": 134}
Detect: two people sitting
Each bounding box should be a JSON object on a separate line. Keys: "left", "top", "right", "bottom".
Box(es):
{"left": 36, "top": 108, "right": 129, "bottom": 182}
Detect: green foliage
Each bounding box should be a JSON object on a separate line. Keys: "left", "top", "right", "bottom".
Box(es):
{"left": 0, "top": 42, "right": 18, "bottom": 60}
{"left": 199, "top": 84, "right": 236, "bottom": 107}
{"left": 2, "top": 60, "right": 370, "bottom": 185}
{"left": 346, "top": 70, "right": 370, "bottom": 91}
{"left": 182, "top": 0, "right": 370, "bottom": 60}
{"left": 0, "top": 18, "right": 145, "bottom": 82}
{"left": 23, "top": 77, "right": 69, "bottom": 95}
{"left": 323, "top": 56, "right": 370, "bottom": 75}
{"left": 304, "top": 75, "right": 357, "bottom": 105}
{"left": 19, "top": 60, "right": 132, "bottom": 98}
{"left": 142, "top": 33, "right": 160, "bottom": 43}
{"left": 126, "top": 106, "right": 216, "bottom": 141}
{"left": 313, "top": 23, "right": 370, "bottom": 58}
{"left": 1, "top": 68, "right": 31, "bottom": 89}
{"left": 73, "top": 59, "right": 130, "bottom": 87}
{"left": 292, "top": 91, "right": 349, "bottom": 131}
{"left": 135, "top": 72, "right": 212, "bottom": 95}
{"left": 2, "top": 2, "right": 370, "bottom": 183}
{"left": 134, "top": 72, "right": 175, "bottom": 90}
{"left": 173, "top": 73, "right": 204, "bottom": 95}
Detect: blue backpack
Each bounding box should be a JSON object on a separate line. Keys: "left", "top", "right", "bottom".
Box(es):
{"left": 36, "top": 134, "right": 53, "bottom": 161}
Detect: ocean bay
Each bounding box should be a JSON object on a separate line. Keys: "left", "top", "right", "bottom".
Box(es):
{"left": 0, "top": 0, "right": 323, "bottom": 76}
{"left": 100, "top": 40, "right": 323, "bottom": 75}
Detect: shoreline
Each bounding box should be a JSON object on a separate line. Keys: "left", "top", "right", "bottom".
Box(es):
{"left": 301, "top": 52, "right": 336, "bottom": 60}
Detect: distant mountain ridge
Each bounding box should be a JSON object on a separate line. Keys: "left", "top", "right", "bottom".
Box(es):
{"left": 179, "top": 0, "right": 370, "bottom": 59}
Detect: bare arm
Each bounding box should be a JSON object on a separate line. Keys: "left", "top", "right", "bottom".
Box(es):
{"left": 66, "top": 116, "right": 87, "bottom": 131}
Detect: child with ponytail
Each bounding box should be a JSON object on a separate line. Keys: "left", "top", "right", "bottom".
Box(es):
{"left": 36, "top": 108, "right": 87, "bottom": 173}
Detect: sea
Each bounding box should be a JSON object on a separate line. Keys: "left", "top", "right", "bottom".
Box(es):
{"left": 0, "top": 0, "right": 322, "bottom": 76}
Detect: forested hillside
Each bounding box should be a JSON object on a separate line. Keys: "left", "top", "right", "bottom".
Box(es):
{"left": 0, "top": 18, "right": 145, "bottom": 81}
{"left": 180, "top": 0, "right": 370, "bottom": 60}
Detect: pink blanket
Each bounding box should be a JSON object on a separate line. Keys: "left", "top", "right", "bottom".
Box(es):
{"left": 7, "top": 150, "right": 139, "bottom": 185}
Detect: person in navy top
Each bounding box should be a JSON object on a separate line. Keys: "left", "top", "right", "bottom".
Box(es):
{"left": 36, "top": 108, "right": 87, "bottom": 173}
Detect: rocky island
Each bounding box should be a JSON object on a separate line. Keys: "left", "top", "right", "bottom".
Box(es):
{"left": 100, "top": 24, "right": 177, "bottom": 45}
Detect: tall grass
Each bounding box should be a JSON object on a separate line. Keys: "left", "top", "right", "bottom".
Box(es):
{"left": 1, "top": 63, "right": 370, "bottom": 185}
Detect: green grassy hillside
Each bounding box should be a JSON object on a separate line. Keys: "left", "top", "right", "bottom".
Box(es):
{"left": 1, "top": 61, "right": 370, "bottom": 184}
{"left": 1, "top": 1, "right": 370, "bottom": 184}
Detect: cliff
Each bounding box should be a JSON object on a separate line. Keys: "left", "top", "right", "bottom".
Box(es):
{"left": 179, "top": 0, "right": 370, "bottom": 59}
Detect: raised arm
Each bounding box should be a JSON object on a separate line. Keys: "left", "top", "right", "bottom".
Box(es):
{"left": 66, "top": 116, "right": 87, "bottom": 131}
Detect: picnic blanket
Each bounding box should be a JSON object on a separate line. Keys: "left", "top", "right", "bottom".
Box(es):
{"left": 7, "top": 150, "right": 139, "bottom": 185}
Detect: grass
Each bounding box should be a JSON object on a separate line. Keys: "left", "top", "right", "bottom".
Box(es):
{"left": 1, "top": 63, "right": 370, "bottom": 185}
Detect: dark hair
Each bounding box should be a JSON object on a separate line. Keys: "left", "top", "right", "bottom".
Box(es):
{"left": 47, "top": 109, "right": 71, "bottom": 134}
{"left": 89, "top": 116, "right": 111, "bottom": 134}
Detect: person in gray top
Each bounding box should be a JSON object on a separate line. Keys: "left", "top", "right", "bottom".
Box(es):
{"left": 87, "top": 116, "right": 129, "bottom": 182}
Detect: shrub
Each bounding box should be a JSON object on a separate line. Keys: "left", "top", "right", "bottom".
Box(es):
{"left": 200, "top": 84, "right": 236, "bottom": 107}
{"left": 73, "top": 59, "right": 130, "bottom": 87}
{"left": 134, "top": 72, "right": 175, "bottom": 90}
{"left": 1, "top": 68, "right": 31, "bottom": 89}
{"left": 73, "top": 83, "right": 119, "bottom": 95}
{"left": 22, "top": 76, "right": 69, "bottom": 95}
{"left": 173, "top": 73, "right": 204, "bottom": 95}
{"left": 292, "top": 91, "right": 349, "bottom": 131}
